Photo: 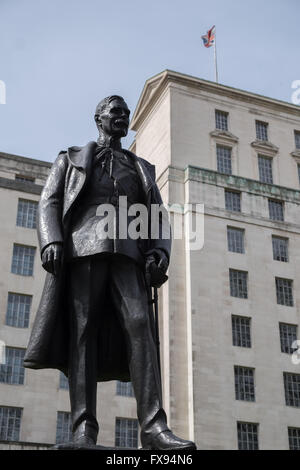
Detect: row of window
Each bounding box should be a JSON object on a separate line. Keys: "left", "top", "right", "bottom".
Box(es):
{"left": 217, "top": 145, "right": 299, "bottom": 186}
{"left": 228, "top": 227, "right": 289, "bottom": 262}
{"left": 0, "top": 406, "right": 138, "bottom": 448}
{"left": 11, "top": 196, "right": 289, "bottom": 282}
{"left": 2, "top": 404, "right": 300, "bottom": 449}
{"left": 229, "top": 269, "right": 294, "bottom": 306}
{"left": 225, "top": 189, "right": 285, "bottom": 222}
{"left": 215, "top": 109, "right": 300, "bottom": 149}
{"left": 1, "top": 313, "right": 297, "bottom": 386}
{"left": 232, "top": 315, "right": 297, "bottom": 355}
{"left": 233, "top": 366, "right": 300, "bottom": 408}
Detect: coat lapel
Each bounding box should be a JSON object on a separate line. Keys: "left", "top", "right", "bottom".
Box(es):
{"left": 67, "top": 140, "right": 97, "bottom": 171}
{"left": 63, "top": 141, "right": 97, "bottom": 220}
{"left": 124, "top": 149, "right": 154, "bottom": 195}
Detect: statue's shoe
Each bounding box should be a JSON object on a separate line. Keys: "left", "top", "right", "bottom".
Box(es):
{"left": 74, "top": 435, "right": 96, "bottom": 447}
{"left": 142, "top": 430, "right": 197, "bottom": 450}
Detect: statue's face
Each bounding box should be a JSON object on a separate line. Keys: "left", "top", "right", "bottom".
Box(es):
{"left": 98, "top": 99, "right": 130, "bottom": 138}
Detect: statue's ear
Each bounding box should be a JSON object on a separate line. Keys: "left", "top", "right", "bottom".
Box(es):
{"left": 94, "top": 114, "right": 101, "bottom": 126}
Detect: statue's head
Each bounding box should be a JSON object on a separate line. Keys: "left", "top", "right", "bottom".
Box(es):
{"left": 94, "top": 95, "right": 130, "bottom": 141}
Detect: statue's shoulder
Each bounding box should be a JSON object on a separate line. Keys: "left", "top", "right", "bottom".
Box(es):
{"left": 125, "top": 150, "right": 156, "bottom": 178}
{"left": 138, "top": 156, "right": 155, "bottom": 171}
{"left": 139, "top": 157, "right": 156, "bottom": 182}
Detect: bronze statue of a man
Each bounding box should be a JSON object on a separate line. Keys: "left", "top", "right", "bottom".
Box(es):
{"left": 24, "top": 95, "right": 196, "bottom": 450}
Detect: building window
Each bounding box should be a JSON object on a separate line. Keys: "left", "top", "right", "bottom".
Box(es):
{"left": 284, "top": 373, "right": 300, "bottom": 407}
{"left": 258, "top": 155, "right": 273, "bottom": 184}
{"left": 279, "top": 323, "right": 297, "bottom": 354}
{"left": 15, "top": 175, "right": 35, "bottom": 183}
{"left": 116, "top": 381, "right": 134, "bottom": 397}
{"left": 272, "top": 236, "right": 288, "bottom": 262}
{"left": 0, "top": 347, "right": 25, "bottom": 385}
{"left": 298, "top": 164, "right": 300, "bottom": 184}
{"left": 237, "top": 422, "right": 259, "bottom": 450}
{"left": 229, "top": 269, "right": 248, "bottom": 299}
{"left": 59, "top": 372, "right": 69, "bottom": 390}
{"left": 232, "top": 316, "right": 251, "bottom": 348}
{"left": 295, "top": 131, "right": 300, "bottom": 150}
{"left": 56, "top": 411, "right": 72, "bottom": 444}
{"left": 0, "top": 406, "right": 22, "bottom": 441}
{"left": 11, "top": 244, "right": 36, "bottom": 276}
{"left": 225, "top": 190, "right": 241, "bottom": 212}
{"left": 217, "top": 145, "right": 232, "bottom": 175}
{"left": 268, "top": 199, "right": 284, "bottom": 221}
{"left": 115, "top": 418, "right": 138, "bottom": 448}
{"left": 215, "top": 110, "right": 228, "bottom": 131}
{"left": 256, "top": 120, "right": 268, "bottom": 141}
{"left": 16, "top": 199, "right": 38, "bottom": 229}
{"left": 6, "top": 293, "right": 32, "bottom": 328}
{"left": 234, "top": 366, "right": 255, "bottom": 402}
{"left": 276, "top": 278, "right": 293, "bottom": 307}
{"left": 227, "top": 227, "right": 245, "bottom": 254}
{"left": 288, "top": 427, "right": 300, "bottom": 450}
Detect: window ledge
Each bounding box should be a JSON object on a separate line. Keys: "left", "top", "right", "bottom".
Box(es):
{"left": 210, "top": 129, "right": 239, "bottom": 144}
{"left": 251, "top": 140, "right": 279, "bottom": 156}
{"left": 291, "top": 149, "right": 300, "bottom": 159}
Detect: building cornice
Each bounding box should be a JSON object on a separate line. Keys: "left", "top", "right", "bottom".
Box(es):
{"left": 0, "top": 151, "right": 51, "bottom": 168}
{"left": 0, "top": 176, "right": 43, "bottom": 195}
{"left": 131, "top": 70, "right": 300, "bottom": 132}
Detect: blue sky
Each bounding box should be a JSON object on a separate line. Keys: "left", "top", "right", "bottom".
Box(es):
{"left": 0, "top": 0, "right": 299, "bottom": 162}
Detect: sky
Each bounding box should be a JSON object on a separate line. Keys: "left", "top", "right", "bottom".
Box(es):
{"left": 0, "top": 0, "right": 299, "bottom": 162}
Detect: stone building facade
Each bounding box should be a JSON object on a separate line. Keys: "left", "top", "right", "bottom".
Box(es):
{"left": 130, "top": 70, "right": 300, "bottom": 450}
{"left": 1, "top": 69, "right": 300, "bottom": 449}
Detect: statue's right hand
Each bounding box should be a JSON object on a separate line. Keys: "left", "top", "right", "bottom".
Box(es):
{"left": 41, "top": 243, "right": 63, "bottom": 276}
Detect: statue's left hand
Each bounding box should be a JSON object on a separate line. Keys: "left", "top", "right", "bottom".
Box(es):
{"left": 145, "top": 249, "right": 169, "bottom": 288}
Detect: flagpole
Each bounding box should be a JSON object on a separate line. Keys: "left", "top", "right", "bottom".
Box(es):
{"left": 214, "top": 27, "right": 219, "bottom": 83}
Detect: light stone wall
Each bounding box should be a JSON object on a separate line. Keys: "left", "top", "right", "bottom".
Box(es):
{"left": 169, "top": 84, "right": 300, "bottom": 189}
{"left": 134, "top": 89, "right": 171, "bottom": 179}
{"left": 132, "top": 71, "right": 300, "bottom": 450}
{"left": 186, "top": 172, "right": 300, "bottom": 449}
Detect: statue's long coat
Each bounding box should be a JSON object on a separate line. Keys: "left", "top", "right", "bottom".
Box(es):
{"left": 23, "top": 141, "right": 171, "bottom": 382}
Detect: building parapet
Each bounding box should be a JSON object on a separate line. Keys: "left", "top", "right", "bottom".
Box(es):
{"left": 185, "top": 165, "right": 300, "bottom": 204}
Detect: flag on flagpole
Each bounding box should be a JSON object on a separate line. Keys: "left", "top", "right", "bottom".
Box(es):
{"left": 201, "top": 25, "right": 219, "bottom": 83}
{"left": 201, "top": 25, "right": 216, "bottom": 48}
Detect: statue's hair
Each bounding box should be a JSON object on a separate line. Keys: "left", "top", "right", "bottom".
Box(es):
{"left": 95, "top": 95, "right": 126, "bottom": 117}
